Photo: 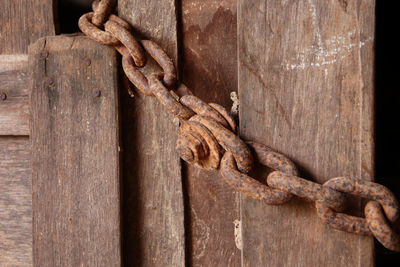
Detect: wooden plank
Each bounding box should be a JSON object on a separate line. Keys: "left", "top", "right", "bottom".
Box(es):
{"left": 0, "top": 137, "right": 31, "bottom": 265}
{"left": 0, "top": 0, "right": 55, "bottom": 265}
{"left": 30, "top": 35, "right": 121, "bottom": 266}
{"left": 181, "top": 0, "right": 241, "bottom": 266}
{"left": 238, "top": 0, "right": 375, "bottom": 266}
{"left": 0, "top": 0, "right": 56, "bottom": 54}
{"left": 118, "top": 1, "right": 185, "bottom": 266}
{"left": 0, "top": 55, "right": 29, "bottom": 135}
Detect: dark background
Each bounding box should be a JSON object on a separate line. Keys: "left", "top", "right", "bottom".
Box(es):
{"left": 58, "top": 0, "right": 399, "bottom": 265}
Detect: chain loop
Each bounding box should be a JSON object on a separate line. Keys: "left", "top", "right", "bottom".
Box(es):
{"left": 104, "top": 20, "right": 146, "bottom": 67}
{"left": 91, "top": 0, "right": 116, "bottom": 27}
{"left": 79, "top": 12, "right": 119, "bottom": 45}
{"left": 365, "top": 201, "right": 400, "bottom": 251}
{"left": 190, "top": 115, "right": 252, "bottom": 173}
{"left": 323, "top": 177, "right": 400, "bottom": 222}
{"left": 220, "top": 142, "right": 297, "bottom": 204}
{"left": 149, "top": 73, "right": 194, "bottom": 120}
{"left": 141, "top": 40, "right": 177, "bottom": 88}
{"left": 267, "top": 171, "right": 347, "bottom": 211}
{"left": 180, "top": 95, "right": 231, "bottom": 130}
{"left": 78, "top": 0, "right": 400, "bottom": 252}
{"left": 177, "top": 121, "right": 221, "bottom": 169}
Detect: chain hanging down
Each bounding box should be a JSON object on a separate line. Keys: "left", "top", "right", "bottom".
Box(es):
{"left": 78, "top": 0, "right": 400, "bottom": 252}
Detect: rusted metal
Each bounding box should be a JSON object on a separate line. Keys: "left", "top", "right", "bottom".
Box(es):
{"left": 122, "top": 55, "right": 152, "bottom": 95}
{"left": 40, "top": 50, "right": 49, "bottom": 59}
{"left": 149, "top": 73, "right": 195, "bottom": 120}
{"left": 208, "top": 103, "right": 237, "bottom": 133}
{"left": 141, "top": 40, "right": 177, "bottom": 88}
{"left": 104, "top": 20, "right": 146, "bottom": 67}
{"left": 93, "top": 89, "right": 101, "bottom": 97}
{"left": 0, "top": 92, "right": 6, "bottom": 101}
{"left": 316, "top": 177, "right": 400, "bottom": 244}
{"left": 173, "top": 83, "right": 193, "bottom": 98}
{"left": 91, "top": 0, "right": 116, "bottom": 27}
{"left": 315, "top": 201, "right": 371, "bottom": 235}
{"left": 190, "top": 115, "right": 252, "bottom": 173}
{"left": 365, "top": 201, "right": 400, "bottom": 252}
{"left": 180, "top": 95, "right": 231, "bottom": 129}
{"left": 92, "top": 0, "right": 129, "bottom": 30}
{"left": 177, "top": 121, "right": 221, "bottom": 170}
{"left": 77, "top": 1, "right": 400, "bottom": 251}
{"left": 267, "top": 171, "right": 346, "bottom": 211}
{"left": 83, "top": 57, "right": 91, "bottom": 66}
{"left": 323, "top": 177, "right": 400, "bottom": 223}
{"left": 247, "top": 141, "right": 298, "bottom": 176}
{"left": 220, "top": 151, "right": 292, "bottom": 204}
{"left": 43, "top": 77, "right": 54, "bottom": 87}
{"left": 79, "top": 12, "right": 119, "bottom": 45}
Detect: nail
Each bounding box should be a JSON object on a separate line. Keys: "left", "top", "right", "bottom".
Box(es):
{"left": 0, "top": 92, "right": 7, "bottom": 101}
{"left": 93, "top": 89, "right": 101, "bottom": 97}
{"left": 40, "top": 50, "right": 49, "bottom": 59}
{"left": 84, "top": 57, "right": 91, "bottom": 66}
{"left": 43, "top": 77, "right": 54, "bottom": 87}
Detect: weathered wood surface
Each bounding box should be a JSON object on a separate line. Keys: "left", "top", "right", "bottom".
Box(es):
{"left": 30, "top": 35, "right": 121, "bottom": 266}
{"left": 0, "top": 0, "right": 55, "bottom": 265}
{"left": 0, "top": 55, "right": 29, "bottom": 135}
{"left": 238, "top": 0, "right": 375, "bottom": 266}
{"left": 0, "top": 0, "right": 56, "bottom": 54}
{"left": 181, "top": 0, "right": 241, "bottom": 266}
{"left": 118, "top": 1, "right": 185, "bottom": 266}
{"left": 0, "top": 137, "right": 31, "bottom": 266}
{"left": 0, "top": 0, "right": 55, "bottom": 135}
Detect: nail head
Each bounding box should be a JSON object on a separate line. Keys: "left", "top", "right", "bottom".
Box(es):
{"left": 0, "top": 92, "right": 7, "bottom": 101}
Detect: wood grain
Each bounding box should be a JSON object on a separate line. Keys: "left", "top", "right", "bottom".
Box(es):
{"left": 118, "top": 1, "right": 185, "bottom": 266}
{"left": 238, "top": 0, "right": 375, "bottom": 266}
{"left": 0, "top": 0, "right": 56, "bottom": 54}
{"left": 30, "top": 35, "right": 121, "bottom": 266}
{"left": 0, "top": 0, "right": 55, "bottom": 265}
{"left": 0, "top": 55, "right": 29, "bottom": 135}
{"left": 0, "top": 137, "right": 31, "bottom": 266}
{"left": 181, "top": 0, "right": 241, "bottom": 266}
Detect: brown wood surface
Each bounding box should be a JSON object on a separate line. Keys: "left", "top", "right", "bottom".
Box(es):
{"left": 0, "top": 137, "right": 31, "bottom": 265}
{"left": 118, "top": 1, "right": 185, "bottom": 266}
{"left": 30, "top": 35, "right": 121, "bottom": 266}
{"left": 0, "top": 55, "right": 29, "bottom": 135}
{"left": 181, "top": 0, "right": 241, "bottom": 266}
{"left": 0, "top": 0, "right": 55, "bottom": 265}
{"left": 0, "top": 0, "right": 56, "bottom": 54}
{"left": 238, "top": 0, "right": 375, "bottom": 266}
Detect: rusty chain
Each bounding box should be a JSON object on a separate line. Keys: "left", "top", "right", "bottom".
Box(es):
{"left": 78, "top": 0, "right": 400, "bottom": 252}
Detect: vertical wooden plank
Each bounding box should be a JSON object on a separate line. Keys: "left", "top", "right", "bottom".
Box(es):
{"left": 0, "top": 137, "right": 31, "bottom": 265}
{"left": 30, "top": 35, "right": 121, "bottom": 266}
{"left": 0, "top": 0, "right": 55, "bottom": 265}
{"left": 238, "top": 0, "right": 374, "bottom": 266}
{"left": 181, "top": 0, "right": 241, "bottom": 266}
{"left": 118, "top": 1, "right": 185, "bottom": 266}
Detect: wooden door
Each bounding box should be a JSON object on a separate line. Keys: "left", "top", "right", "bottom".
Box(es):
{"left": 1, "top": 0, "right": 392, "bottom": 266}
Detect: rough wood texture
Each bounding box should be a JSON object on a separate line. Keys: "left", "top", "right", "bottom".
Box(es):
{"left": 0, "top": 55, "right": 29, "bottom": 135}
{"left": 238, "top": 0, "right": 375, "bottom": 266}
{"left": 0, "top": 0, "right": 56, "bottom": 54}
{"left": 0, "top": 137, "right": 31, "bottom": 265}
{"left": 181, "top": 1, "right": 241, "bottom": 266}
{"left": 30, "top": 35, "right": 121, "bottom": 266}
{"left": 118, "top": 1, "right": 185, "bottom": 266}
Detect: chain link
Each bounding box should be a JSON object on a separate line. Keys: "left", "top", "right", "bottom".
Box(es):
{"left": 78, "top": 0, "right": 400, "bottom": 252}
